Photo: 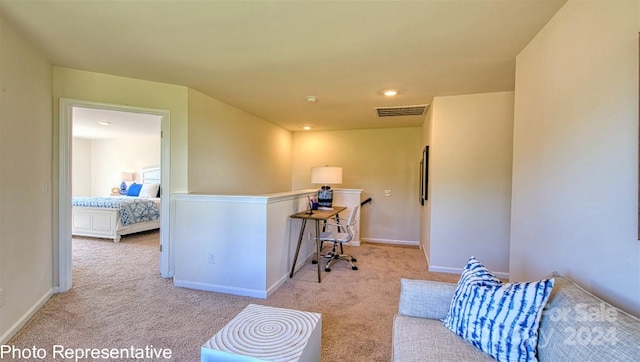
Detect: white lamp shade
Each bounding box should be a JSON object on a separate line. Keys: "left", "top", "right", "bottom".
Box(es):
{"left": 311, "top": 166, "right": 342, "bottom": 185}
{"left": 120, "top": 172, "right": 134, "bottom": 182}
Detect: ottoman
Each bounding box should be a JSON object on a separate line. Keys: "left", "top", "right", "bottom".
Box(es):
{"left": 201, "top": 304, "right": 322, "bottom": 362}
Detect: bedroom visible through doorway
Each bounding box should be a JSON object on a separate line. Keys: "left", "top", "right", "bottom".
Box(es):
{"left": 71, "top": 107, "right": 161, "bottom": 201}
{"left": 71, "top": 106, "right": 161, "bottom": 271}
{"left": 58, "top": 98, "right": 171, "bottom": 293}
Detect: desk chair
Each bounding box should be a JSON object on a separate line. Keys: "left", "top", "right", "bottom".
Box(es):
{"left": 317, "top": 205, "right": 359, "bottom": 272}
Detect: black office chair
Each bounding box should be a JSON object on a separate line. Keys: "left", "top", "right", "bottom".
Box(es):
{"left": 317, "top": 206, "right": 359, "bottom": 272}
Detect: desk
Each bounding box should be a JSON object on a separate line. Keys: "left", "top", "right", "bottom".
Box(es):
{"left": 289, "top": 206, "right": 346, "bottom": 282}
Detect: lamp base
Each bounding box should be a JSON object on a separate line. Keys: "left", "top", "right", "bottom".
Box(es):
{"left": 317, "top": 186, "right": 333, "bottom": 209}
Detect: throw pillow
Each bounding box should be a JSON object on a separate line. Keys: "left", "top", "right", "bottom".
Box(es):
{"left": 138, "top": 183, "right": 160, "bottom": 198}
{"left": 126, "top": 183, "right": 142, "bottom": 197}
{"left": 443, "top": 257, "right": 555, "bottom": 362}
{"left": 443, "top": 256, "right": 502, "bottom": 327}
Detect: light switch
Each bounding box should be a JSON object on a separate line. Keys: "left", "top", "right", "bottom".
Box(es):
{"left": 384, "top": 190, "right": 392, "bottom": 197}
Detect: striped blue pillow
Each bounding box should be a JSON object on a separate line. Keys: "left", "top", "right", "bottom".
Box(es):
{"left": 443, "top": 257, "right": 555, "bottom": 362}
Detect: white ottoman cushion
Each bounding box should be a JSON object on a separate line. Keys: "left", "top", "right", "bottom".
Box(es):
{"left": 201, "top": 304, "right": 322, "bottom": 362}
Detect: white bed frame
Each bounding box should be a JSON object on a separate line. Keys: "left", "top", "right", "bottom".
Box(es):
{"left": 71, "top": 167, "right": 161, "bottom": 243}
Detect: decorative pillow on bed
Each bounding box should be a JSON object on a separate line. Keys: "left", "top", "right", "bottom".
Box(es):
{"left": 126, "top": 183, "right": 142, "bottom": 196}
{"left": 139, "top": 183, "right": 160, "bottom": 198}
{"left": 442, "top": 257, "right": 555, "bottom": 362}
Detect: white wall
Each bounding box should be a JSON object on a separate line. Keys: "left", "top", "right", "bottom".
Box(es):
{"left": 91, "top": 137, "right": 161, "bottom": 196}
{"left": 187, "top": 88, "right": 293, "bottom": 195}
{"left": 172, "top": 190, "right": 362, "bottom": 298}
{"left": 292, "top": 128, "right": 422, "bottom": 245}
{"left": 511, "top": 0, "right": 640, "bottom": 315}
{"left": 72, "top": 138, "right": 92, "bottom": 196}
{"left": 421, "top": 105, "right": 434, "bottom": 265}
{"left": 429, "top": 92, "right": 514, "bottom": 277}
{"left": 0, "top": 11, "right": 53, "bottom": 342}
{"left": 72, "top": 135, "right": 161, "bottom": 194}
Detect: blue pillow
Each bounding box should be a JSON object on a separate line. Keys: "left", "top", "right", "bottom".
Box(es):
{"left": 126, "top": 183, "right": 142, "bottom": 196}
{"left": 443, "top": 257, "right": 555, "bottom": 362}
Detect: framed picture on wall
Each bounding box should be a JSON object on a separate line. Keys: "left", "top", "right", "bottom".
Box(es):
{"left": 421, "top": 145, "right": 429, "bottom": 204}
{"left": 419, "top": 159, "right": 424, "bottom": 205}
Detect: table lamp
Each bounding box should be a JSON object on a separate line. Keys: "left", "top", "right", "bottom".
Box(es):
{"left": 311, "top": 166, "right": 342, "bottom": 210}
{"left": 119, "top": 172, "right": 133, "bottom": 194}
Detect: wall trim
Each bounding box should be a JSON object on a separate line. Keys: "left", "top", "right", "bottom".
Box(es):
{"left": 361, "top": 238, "right": 419, "bottom": 247}
{"left": 0, "top": 289, "right": 53, "bottom": 344}
{"left": 172, "top": 192, "right": 311, "bottom": 205}
{"left": 261, "top": 249, "right": 321, "bottom": 298}
{"left": 429, "top": 265, "right": 509, "bottom": 280}
{"left": 422, "top": 244, "right": 430, "bottom": 269}
{"left": 173, "top": 279, "right": 267, "bottom": 299}
{"left": 172, "top": 189, "right": 364, "bottom": 205}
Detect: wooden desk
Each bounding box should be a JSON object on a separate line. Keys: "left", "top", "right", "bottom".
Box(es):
{"left": 289, "top": 206, "right": 347, "bottom": 282}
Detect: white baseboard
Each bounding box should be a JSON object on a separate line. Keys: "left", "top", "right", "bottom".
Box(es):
{"left": 174, "top": 253, "right": 318, "bottom": 300}
{"left": 429, "top": 265, "right": 463, "bottom": 275}
{"left": 267, "top": 274, "right": 289, "bottom": 298}
{"left": 1, "top": 288, "right": 54, "bottom": 344}
{"left": 422, "top": 246, "right": 430, "bottom": 269}
{"left": 173, "top": 279, "right": 267, "bottom": 299}
{"left": 429, "top": 265, "right": 509, "bottom": 279}
{"left": 360, "top": 238, "right": 419, "bottom": 247}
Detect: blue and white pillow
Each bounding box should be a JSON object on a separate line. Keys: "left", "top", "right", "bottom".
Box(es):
{"left": 442, "top": 257, "right": 554, "bottom": 362}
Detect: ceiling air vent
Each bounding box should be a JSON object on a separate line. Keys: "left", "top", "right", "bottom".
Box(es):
{"left": 375, "top": 105, "right": 427, "bottom": 118}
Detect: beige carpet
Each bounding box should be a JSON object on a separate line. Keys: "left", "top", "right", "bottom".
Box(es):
{"left": 8, "top": 230, "right": 459, "bottom": 361}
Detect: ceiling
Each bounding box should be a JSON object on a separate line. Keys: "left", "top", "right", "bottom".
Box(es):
{"left": 0, "top": 0, "right": 567, "bottom": 132}
{"left": 72, "top": 107, "right": 161, "bottom": 140}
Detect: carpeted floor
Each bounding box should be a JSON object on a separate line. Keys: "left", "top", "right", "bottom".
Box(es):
{"left": 8, "top": 230, "right": 459, "bottom": 361}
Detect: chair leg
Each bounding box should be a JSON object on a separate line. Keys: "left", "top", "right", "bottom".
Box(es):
{"left": 324, "top": 242, "right": 358, "bottom": 272}
{"left": 312, "top": 240, "right": 330, "bottom": 265}
{"left": 324, "top": 242, "right": 339, "bottom": 272}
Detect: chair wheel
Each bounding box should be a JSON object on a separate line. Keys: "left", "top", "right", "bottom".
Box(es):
{"left": 312, "top": 260, "right": 317, "bottom": 264}
{"left": 351, "top": 258, "right": 357, "bottom": 262}
{"left": 352, "top": 266, "right": 358, "bottom": 270}
{"left": 325, "top": 267, "right": 331, "bottom": 272}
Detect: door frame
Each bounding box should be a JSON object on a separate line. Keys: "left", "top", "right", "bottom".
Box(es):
{"left": 58, "top": 98, "right": 172, "bottom": 292}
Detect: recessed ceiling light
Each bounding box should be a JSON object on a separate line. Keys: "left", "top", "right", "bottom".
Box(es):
{"left": 384, "top": 89, "right": 398, "bottom": 97}
{"left": 97, "top": 120, "right": 111, "bottom": 126}
{"left": 303, "top": 126, "right": 312, "bottom": 131}
{"left": 306, "top": 96, "right": 318, "bottom": 103}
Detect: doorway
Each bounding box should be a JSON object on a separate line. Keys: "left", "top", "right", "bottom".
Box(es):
{"left": 58, "top": 98, "right": 171, "bottom": 292}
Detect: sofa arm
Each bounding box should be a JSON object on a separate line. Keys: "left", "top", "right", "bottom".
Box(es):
{"left": 398, "top": 278, "right": 457, "bottom": 320}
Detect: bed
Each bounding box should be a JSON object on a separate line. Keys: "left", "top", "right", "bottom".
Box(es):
{"left": 71, "top": 167, "right": 161, "bottom": 242}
